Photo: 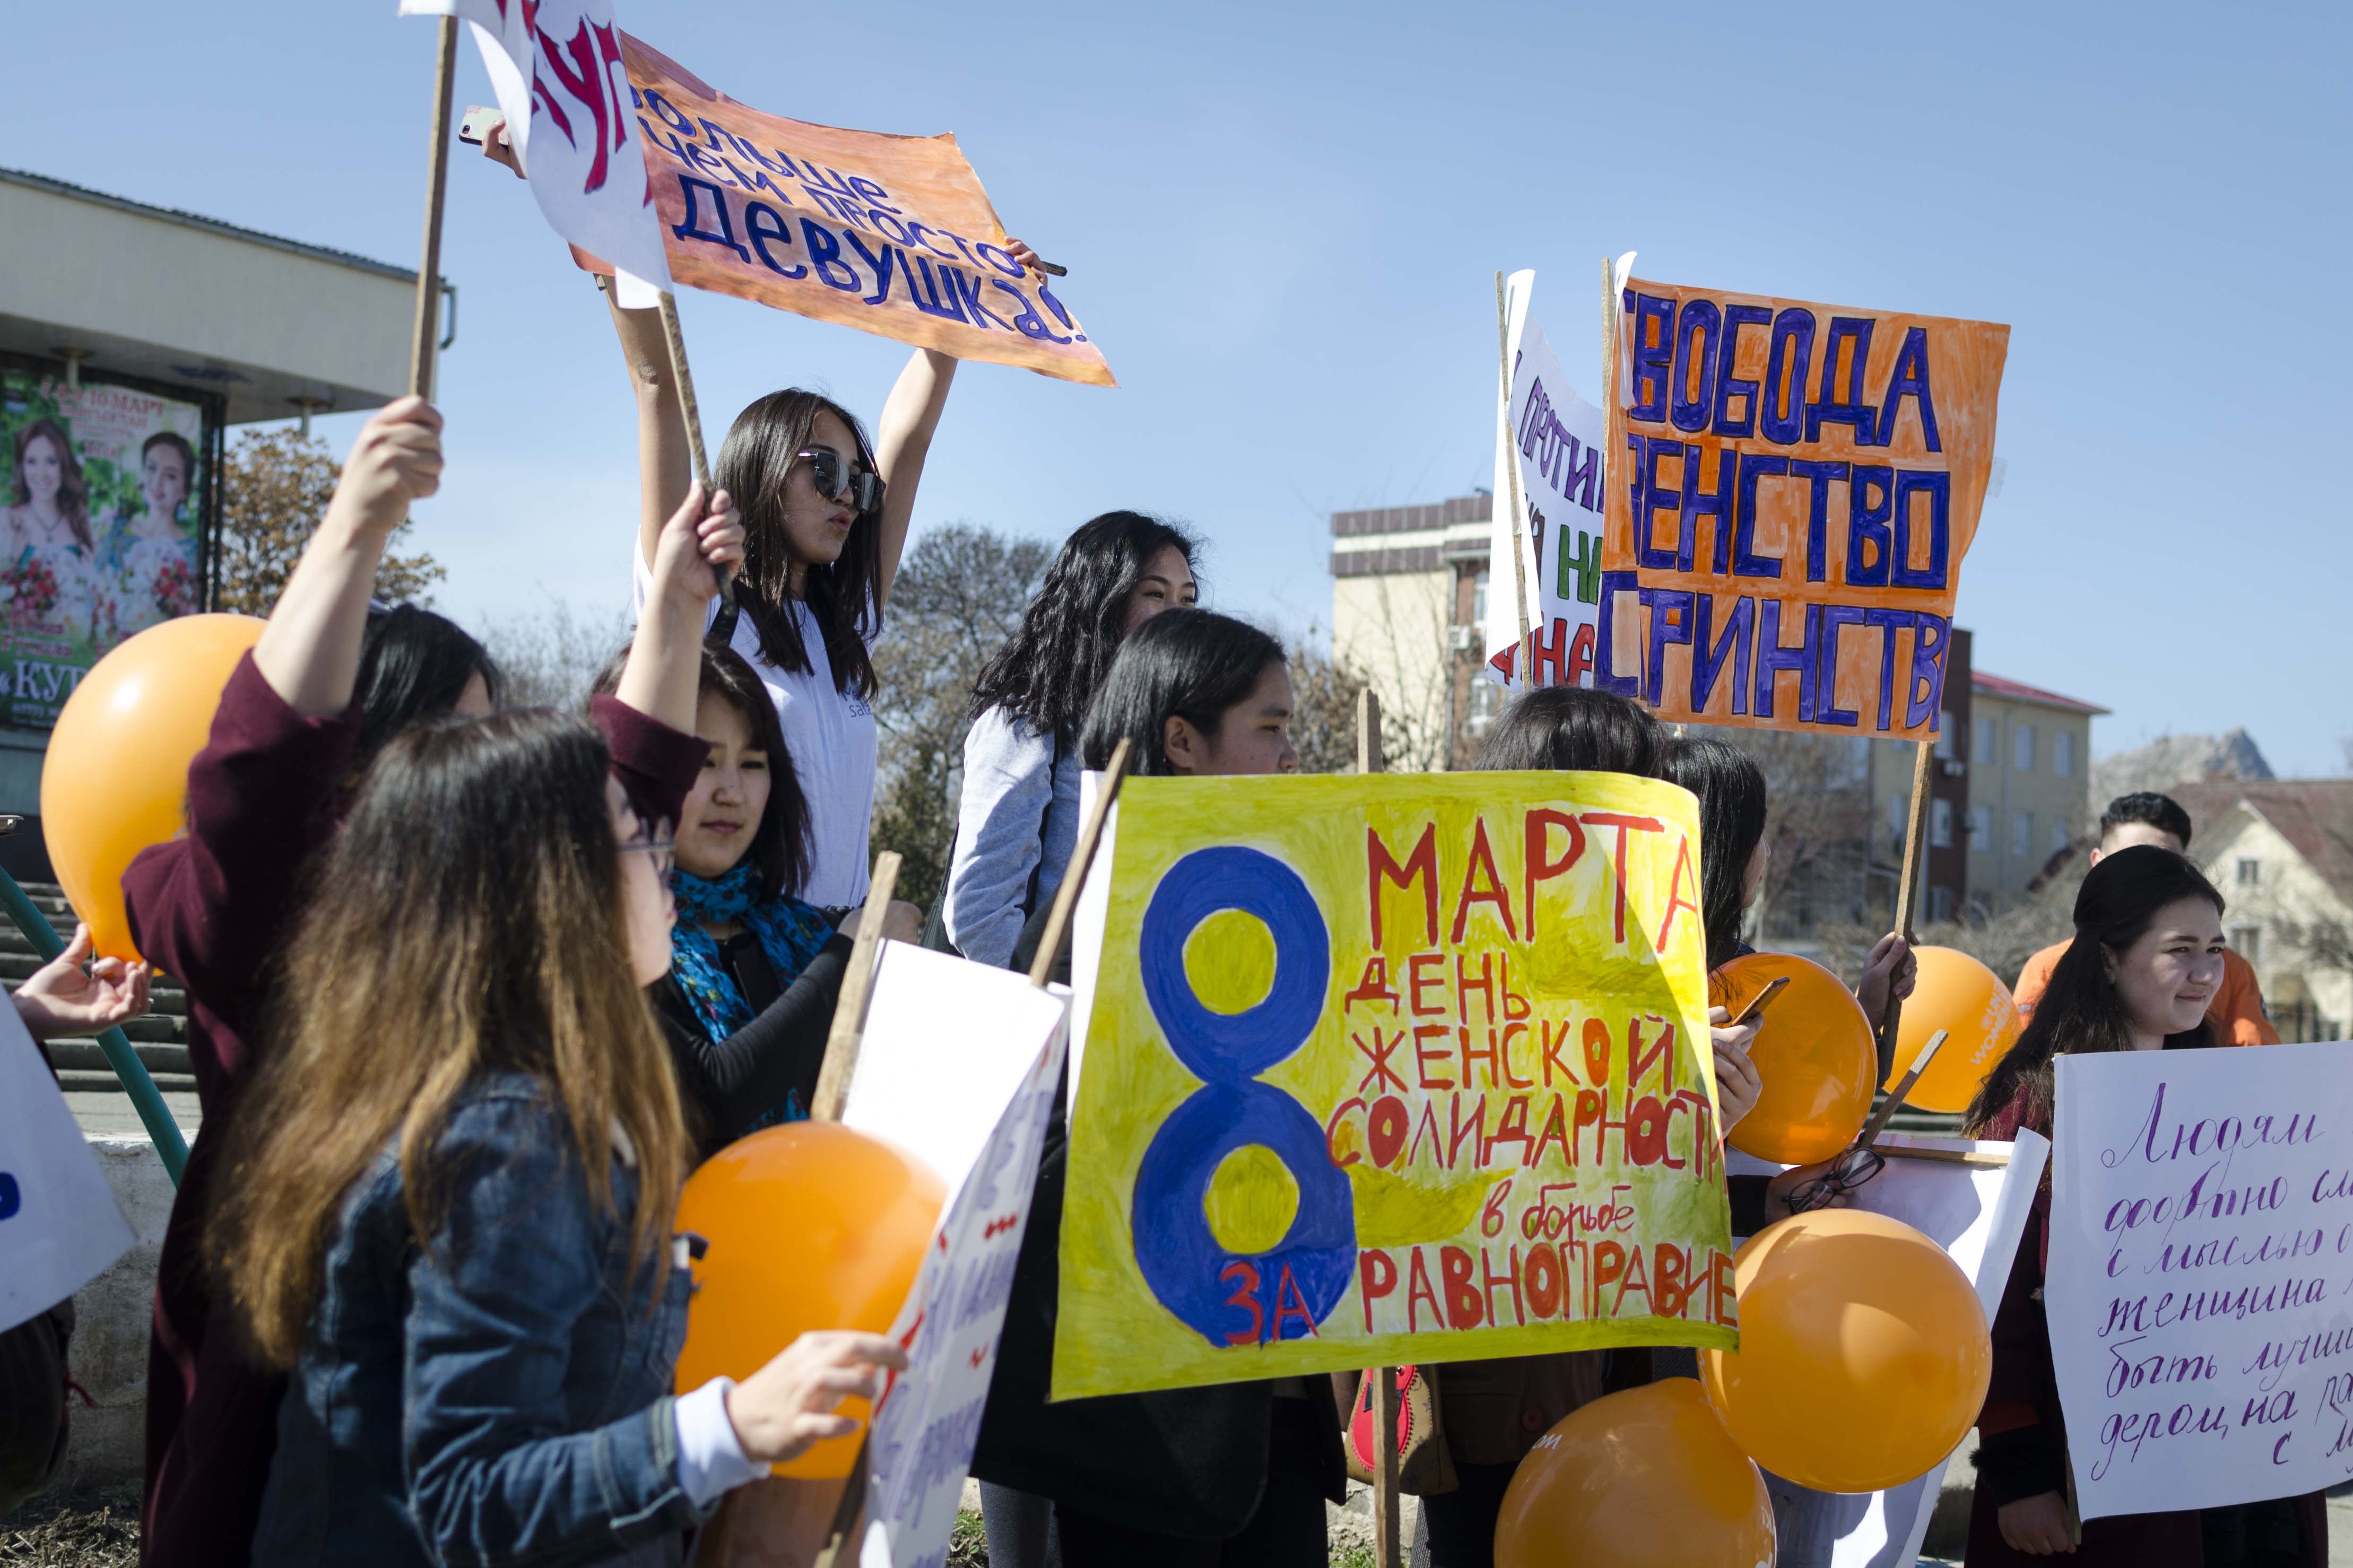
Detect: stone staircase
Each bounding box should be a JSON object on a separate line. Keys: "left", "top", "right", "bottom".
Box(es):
{"left": 3, "top": 881, "right": 193, "bottom": 1094}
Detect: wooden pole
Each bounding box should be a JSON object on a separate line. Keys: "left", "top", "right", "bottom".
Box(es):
{"left": 1353, "top": 694, "right": 1402, "bottom": 1568}
{"left": 407, "top": 17, "right": 459, "bottom": 400}
{"left": 654, "top": 289, "right": 743, "bottom": 644}
{"left": 1600, "top": 255, "right": 1616, "bottom": 438}
{"left": 1873, "top": 739, "right": 1938, "bottom": 1083}
{"left": 1027, "top": 738, "right": 1132, "bottom": 989}
{"left": 1495, "top": 272, "right": 1535, "bottom": 694}
{"left": 809, "top": 850, "right": 903, "bottom": 1123}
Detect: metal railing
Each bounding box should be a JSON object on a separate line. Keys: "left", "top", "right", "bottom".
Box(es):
{"left": 2, "top": 866, "right": 187, "bottom": 1186}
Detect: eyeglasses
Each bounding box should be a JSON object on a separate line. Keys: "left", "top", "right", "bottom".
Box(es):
{"left": 1783, "top": 1145, "right": 1887, "bottom": 1215}
{"left": 796, "top": 448, "right": 884, "bottom": 513}
{"left": 619, "top": 827, "right": 676, "bottom": 881}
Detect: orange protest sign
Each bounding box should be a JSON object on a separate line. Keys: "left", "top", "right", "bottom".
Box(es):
{"left": 1599, "top": 277, "right": 2007, "bottom": 738}
{"left": 604, "top": 34, "right": 1114, "bottom": 387}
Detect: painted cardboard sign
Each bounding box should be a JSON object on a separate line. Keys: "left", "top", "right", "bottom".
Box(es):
{"left": 1600, "top": 275, "right": 2008, "bottom": 739}
{"left": 1054, "top": 772, "right": 1732, "bottom": 1400}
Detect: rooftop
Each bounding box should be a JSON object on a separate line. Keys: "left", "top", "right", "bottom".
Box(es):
{"left": 0, "top": 167, "right": 413, "bottom": 282}
{"left": 1972, "top": 670, "right": 2111, "bottom": 717}
{"left": 2172, "top": 779, "right": 2353, "bottom": 902}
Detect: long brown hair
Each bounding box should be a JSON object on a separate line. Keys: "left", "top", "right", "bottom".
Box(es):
{"left": 716, "top": 390, "right": 881, "bottom": 699}
{"left": 209, "top": 709, "right": 687, "bottom": 1370}
{"left": 10, "top": 418, "right": 91, "bottom": 550}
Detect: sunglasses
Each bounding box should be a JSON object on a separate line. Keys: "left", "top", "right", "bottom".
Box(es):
{"left": 796, "top": 448, "right": 884, "bottom": 513}
{"left": 1783, "top": 1145, "right": 1887, "bottom": 1215}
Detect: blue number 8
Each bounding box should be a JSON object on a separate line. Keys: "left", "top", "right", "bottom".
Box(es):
{"left": 1130, "top": 847, "right": 1355, "bottom": 1346}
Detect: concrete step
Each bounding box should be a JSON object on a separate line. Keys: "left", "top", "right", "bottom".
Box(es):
{"left": 44, "top": 1038, "right": 192, "bottom": 1076}
{"left": 60, "top": 1067, "right": 196, "bottom": 1094}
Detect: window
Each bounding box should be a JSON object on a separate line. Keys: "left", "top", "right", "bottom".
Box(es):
{"left": 1930, "top": 798, "right": 1954, "bottom": 848}
{"left": 2232, "top": 926, "right": 2263, "bottom": 962}
{"left": 2013, "top": 724, "right": 2036, "bottom": 771}
{"left": 2053, "top": 731, "right": 2076, "bottom": 779}
{"left": 2011, "top": 809, "right": 2033, "bottom": 857}
{"left": 1466, "top": 679, "right": 1501, "bottom": 735}
{"left": 2052, "top": 820, "right": 2071, "bottom": 856}
{"left": 1887, "top": 789, "right": 1907, "bottom": 840}
{"left": 1975, "top": 716, "right": 1997, "bottom": 764}
{"left": 1929, "top": 885, "right": 1955, "bottom": 922}
{"left": 2237, "top": 858, "right": 2262, "bottom": 887}
{"left": 1967, "top": 806, "right": 1992, "bottom": 851}
{"left": 1471, "top": 571, "right": 1489, "bottom": 626}
{"left": 1935, "top": 712, "right": 1957, "bottom": 761}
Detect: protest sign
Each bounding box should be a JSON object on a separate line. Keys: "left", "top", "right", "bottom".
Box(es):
{"left": 1486, "top": 274, "right": 1606, "bottom": 691}
{"left": 2048, "top": 1040, "right": 2353, "bottom": 1520}
{"left": 596, "top": 36, "right": 1114, "bottom": 387}
{"left": 400, "top": 0, "right": 674, "bottom": 298}
{"left": 841, "top": 944, "right": 1067, "bottom": 1568}
{"left": 1, "top": 1012, "right": 138, "bottom": 1334}
{"left": 1599, "top": 276, "right": 2008, "bottom": 739}
{"left": 1055, "top": 771, "right": 1731, "bottom": 1401}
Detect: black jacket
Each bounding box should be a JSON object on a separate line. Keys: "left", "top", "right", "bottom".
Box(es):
{"left": 652, "top": 929, "right": 855, "bottom": 1160}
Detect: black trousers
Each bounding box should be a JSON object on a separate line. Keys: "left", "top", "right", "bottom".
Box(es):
{"left": 1055, "top": 1398, "right": 1330, "bottom": 1568}
{"left": 1418, "top": 1462, "right": 1517, "bottom": 1568}
{"left": 0, "top": 1300, "right": 73, "bottom": 1517}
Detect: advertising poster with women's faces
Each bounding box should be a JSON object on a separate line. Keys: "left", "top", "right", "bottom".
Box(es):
{"left": 0, "top": 371, "right": 207, "bottom": 727}
{"left": 1055, "top": 771, "right": 1733, "bottom": 1400}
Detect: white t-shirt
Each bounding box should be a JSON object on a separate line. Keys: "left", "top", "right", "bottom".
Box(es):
{"left": 632, "top": 551, "right": 878, "bottom": 909}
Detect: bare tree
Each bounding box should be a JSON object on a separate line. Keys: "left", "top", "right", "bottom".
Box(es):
{"left": 1287, "top": 640, "right": 1373, "bottom": 774}
{"left": 473, "top": 597, "right": 632, "bottom": 711}
{"left": 869, "top": 524, "right": 1053, "bottom": 914}
{"left": 216, "top": 428, "right": 442, "bottom": 614}
{"left": 1331, "top": 577, "right": 1456, "bottom": 772}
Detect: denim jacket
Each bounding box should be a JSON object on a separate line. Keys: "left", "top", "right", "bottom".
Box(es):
{"left": 252, "top": 1072, "right": 711, "bottom": 1567}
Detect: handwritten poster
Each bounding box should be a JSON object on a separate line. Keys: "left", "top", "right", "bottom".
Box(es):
{"left": 1055, "top": 772, "right": 1731, "bottom": 1401}
{"left": 600, "top": 35, "right": 1115, "bottom": 387}
{"left": 1600, "top": 275, "right": 2008, "bottom": 738}
{"left": 1, "top": 1013, "right": 137, "bottom": 1334}
{"left": 844, "top": 944, "right": 1067, "bottom": 1568}
{"left": 2048, "top": 1041, "right": 2353, "bottom": 1521}
{"left": 1485, "top": 273, "right": 1606, "bottom": 691}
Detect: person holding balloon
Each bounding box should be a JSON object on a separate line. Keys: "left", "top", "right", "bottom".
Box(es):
{"left": 976, "top": 608, "right": 1350, "bottom": 1568}
{"left": 1960, "top": 847, "right": 2325, "bottom": 1565}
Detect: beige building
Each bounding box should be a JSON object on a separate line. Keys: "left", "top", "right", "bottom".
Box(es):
{"left": 1959, "top": 673, "right": 2106, "bottom": 911}
{"left": 2171, "top": 780, "right": 2353, "bottom": 1043}
{"left": 1327, "top": 492, "right": 1492, "bottom": 770}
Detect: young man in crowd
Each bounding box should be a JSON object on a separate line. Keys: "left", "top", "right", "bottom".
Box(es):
{"left": 2012, "top": 790, "right": 2278, "bottom": 1046}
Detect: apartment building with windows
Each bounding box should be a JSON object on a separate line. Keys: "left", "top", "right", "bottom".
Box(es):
{"left": 1962, "top": 673, "right": 2108, "bottom": 908}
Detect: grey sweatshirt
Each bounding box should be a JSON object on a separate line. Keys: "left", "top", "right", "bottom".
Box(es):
{"left": 943, "top": 707, "right": 1082, "bottom": 968}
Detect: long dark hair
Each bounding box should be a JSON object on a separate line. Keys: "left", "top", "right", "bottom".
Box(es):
{"left": 968, "top": 511, "right": 1197, "bottom": 742}
{"left": 1472, "top": 687, "right": 1664, "bottom": 778}
{"left": 212, "top": 709, "right": 685, "bottom": 1369}
{"left": 1962, "top": 846, "right": 2226, "bottom": 1136}
{"left": 715, "top": 391, "right": 881, "bottom": 700}
{"left": 1661, "top": 737, "right": 1770, "bottom": 971}
{"left": 11, "top": 417, "right": 91, "bottom": 550}
{"left": 353, "top": 605, "right": 501, "bottom": 775}
{"left": 1079, "top": 608, "right": 1283, "bottom": 776}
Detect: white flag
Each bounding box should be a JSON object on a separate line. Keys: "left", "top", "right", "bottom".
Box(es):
{"left": 1486, "top": 271, "right": 1607, "bottom": 691}
{"left": 398, "top": 0, "right": 672, "bottom": 303}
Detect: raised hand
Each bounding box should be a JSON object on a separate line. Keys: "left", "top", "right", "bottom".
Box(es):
{"left": 1708, "top": 1004, "right": 1764, "bottom": 1130}
{"left": 325, "top": 397, "right": 444, "bottom": 542}
{"left": 647, "top": 482, "right": 745, "bottom": 612}
{"left": 14, "top": 924, "right": 152, "bottom": 1042}
{"left": 724, "top": 1330, "right": 908, "bottom": 1466}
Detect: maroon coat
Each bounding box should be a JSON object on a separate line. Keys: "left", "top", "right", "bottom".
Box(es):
{"left": 1965, "top": 1088, "right": 2326, "bottom": 1567}
{"left": 124, "top": 655, "right": 706, "bottom": 1568}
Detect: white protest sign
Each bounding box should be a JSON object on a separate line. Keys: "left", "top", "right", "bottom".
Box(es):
{"left": 841, "top": 943, "right": 1067, "bottom": 1568}
{"left": 1486, "top": 272, "right": 1607, "bottom": 690}
{"left": 1, "top": 1014, "right": 137, "bottom": 1333}
{"left": 1827, "top": 1130, "right": 2048, "bottom": 1567}
{"left": 2049, "top": 1040, "right": 2353, "bottom": 1521}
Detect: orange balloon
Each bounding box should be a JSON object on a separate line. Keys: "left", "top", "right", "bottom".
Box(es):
{"left": 41, "top": 613, "right": 266, "bottom": 962}
{"left": 1496, "top": 1378, "right": 1773, "bottom": 1568}
{"left": 1701, "top": 1208, "right": 1989, "bottom": 1493}
{"left": 1710, "top": 953, "right": 1876, "bottom": 1165}
{"left": 1881, "top": 945, "right": 2021, "bottom": 1114}
{"left": 674, "top": 1122, "right": 945, "bottom": 1479}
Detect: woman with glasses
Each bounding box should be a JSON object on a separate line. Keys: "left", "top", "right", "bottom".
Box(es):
{"left": 1960, "top": 849, "right": 2325, "bottom": 1566}
{"left": 593, "top": 641, "right": 919, "bottom": 1157}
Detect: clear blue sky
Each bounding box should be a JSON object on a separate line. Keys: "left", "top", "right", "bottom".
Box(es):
{"left": 11, "top": 1, "right": 2347, "bottom": 773}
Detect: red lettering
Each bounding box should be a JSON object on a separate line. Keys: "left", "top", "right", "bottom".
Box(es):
{"left": 1539, "top": 1020, "right": 1576, "bottom": 1087}
{"left": 1459, "top": 1025, "right": 1499, "bottom": 1088}
{"left": 1486, "top": 1093, "right": 1534, "bottom": 1168}
{"left": 1655, "top": 832, "right": 1701, "bottom": 952}
{"left": 1367, "top": 1096, "right": 1409, "bottom": 1168}
{"left": 1612, "top": 1242, "right": 1653, "bottom": 1317}
{"left": 1324, "top": 1097, "right": 1366, "bottom": 1167}
{"left": 1352, "top": 1025, "right": 1408, "bottom": 1095}
{"left": 1581, "top": 1016, "right": 1612, "bottom": 1082}
{"left": 1524, "top": 1241, "right": 1563, "bottom": 1320}
{"left": 1579, "top": 811, "right": 1665, "bottom": 945}
{"left": 1449, "top": 816, "right": 1518, "bottom": 941}
{"left": 1358, "top": 1248, "right": 1398, "bottom": 1332}
{"left": 1368, "top": 824, "right": 1439, "bottom": 947}
{"left": 1407, "top": 1245, "right": 1442, "bottom": 1331}
{"left": 1651, "top": 1245, "right": 1692, "bottom": 1319}
{"left": 1453, "top": 952, "right": 1495, "bottom": 1021}
{"left": 1592, "top": 1240, "right": 1627, "bottom": 1317}
{"left": 1220, "top": 1261, "right": 1264, "bottom": 1345}
{"left": 1627, "top": 1095, "right": 1670, "bottom": 1165}
{"left": 1626, "top": 1017, "right": 1677, "bottom": 1096}
{"left": 1501, "top": 1022, "right": 1533, "bottom": 1088}
{"left": 1272, "top": 1263, "right": 1319, "bottom": 1339}
{"left": 1343, "top": 955, "right": 1400, "bottom": 1012}
{"left": 1481, "top": 1244, "right": 1525, "bottom": 1327}
{"left": 1523, "top": 808, "right": 1585, "bottom": 940}
{"left": 1439, "top": 1245, "right": 1484, "bottom": 1329}
{"left": 1530, "top": 1094, "right": 1573, "bottom": 1169}
{"left": 1572, "top": 1088, "right": 1605, "bottom": 1164}
{"left": 1413, "top": 1024, "right": 1454, "bottom": 1090}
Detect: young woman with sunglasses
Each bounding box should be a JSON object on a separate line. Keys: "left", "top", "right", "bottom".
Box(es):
{"left": 974, "top": 610, "right": 1345, "bottom": 1568}
{"left": 1960, "top": 849, "right": 2325, "bottom": 1566}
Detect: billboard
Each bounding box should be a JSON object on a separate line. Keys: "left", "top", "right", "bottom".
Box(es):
{"left": 0, "top": 369, "right": 211, "bottom": 727}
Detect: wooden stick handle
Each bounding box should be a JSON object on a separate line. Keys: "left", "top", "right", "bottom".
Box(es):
{"left": 1872, "top": 738, "right": 1938, "bottom": 1081}
{"left": 1356, "top": 686, "right": 1384, "bottom": 777}
{"left": 1880, "top": 1145, "right": 2011, "bottom": 1168}
{"left": 1373, "top": 1369, "right": 1402, "bottom": 1568}
{"left": 408, "top": 17, "right": 459, "bottom": 400}
{"left": 1859, "top": 1028, "right": 1947, "bottom": 1151}
{"left": 809, "top": 851, "right": 902, "bottom": 1123}
{"left": 1496, "top": 272, "right": 1535, "bottom": 693}
{"left": 655, "top": 289, "right": 741, "bottom": 642}
{"left": 1028, "top": 738, "right": 1131, "bottom": 988}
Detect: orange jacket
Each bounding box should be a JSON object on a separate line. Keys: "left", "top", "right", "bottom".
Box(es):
{"left": 2012, "top": 941, "right": 2279, "bottom": 1047}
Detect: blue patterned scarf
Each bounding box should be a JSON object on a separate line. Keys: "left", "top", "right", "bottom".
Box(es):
{"left": 670, "top": 861, "right": 835, "bottom": 1114}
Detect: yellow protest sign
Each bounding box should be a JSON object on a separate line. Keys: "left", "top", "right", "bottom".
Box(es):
{"left": 1054, "top": 772, "right": 1733, "bottom": 1401}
